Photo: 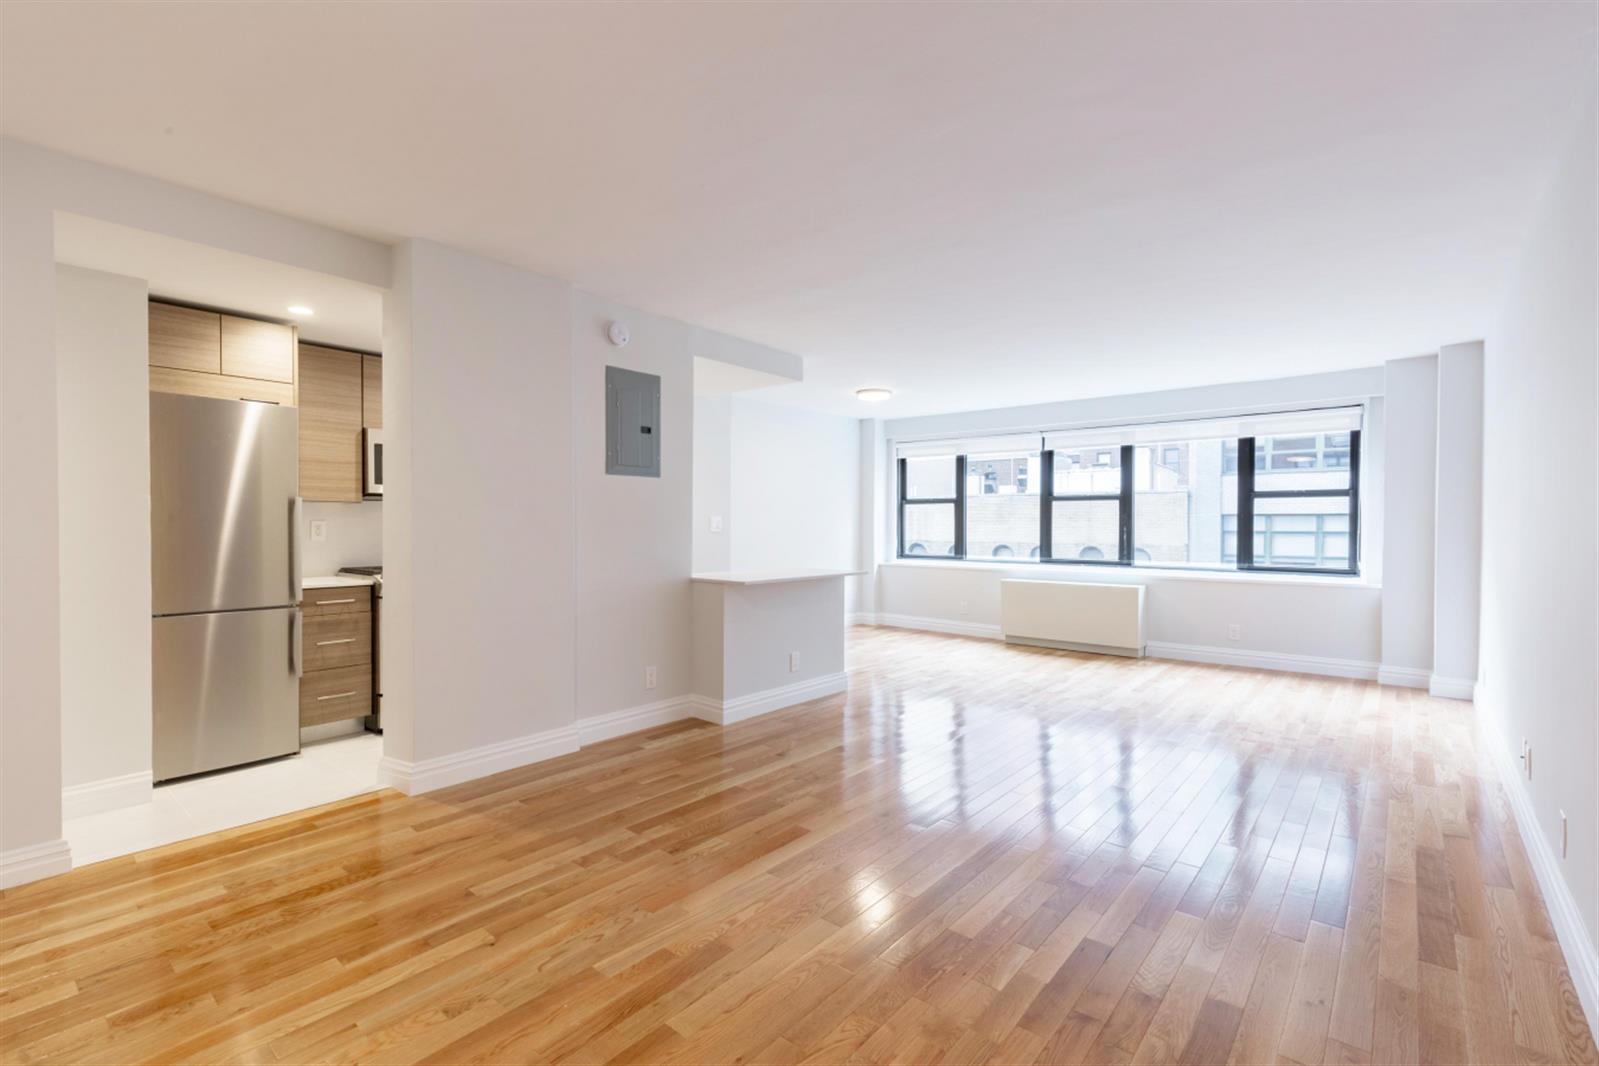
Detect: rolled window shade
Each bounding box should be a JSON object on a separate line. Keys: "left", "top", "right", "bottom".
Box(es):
{"left": 1042, "top": 405, "right": 1363, "bottom": 450}
{"left": 895, "top": 432, "right": 1044, "bottom": 458}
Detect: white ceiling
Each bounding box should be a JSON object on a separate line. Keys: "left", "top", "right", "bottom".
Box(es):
{"left": 4, "top": 2, "right": 1593, "bottom": 417}
{"left": 55, "top": 214, "right": 383, "bottom": 352}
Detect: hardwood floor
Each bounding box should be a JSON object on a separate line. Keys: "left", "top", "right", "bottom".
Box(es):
{"left": 2, "top": 626, "right": 1594, "bottom": 1065}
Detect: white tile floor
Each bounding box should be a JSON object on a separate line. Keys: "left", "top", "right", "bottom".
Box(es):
{"left": 62, "top": 732, "right": 384, "bottom": 868}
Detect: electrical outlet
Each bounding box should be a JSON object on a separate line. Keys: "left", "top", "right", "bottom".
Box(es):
{"left": 1526, "top": 745, "right": 1533, "bottom": 780}
{"left": 959, "top": 600, "right": 969, "bottom": 617}
{"left": 1559, "top": 810, "right": 1568, "bottom": 858}
{"left": 709, "top": 515, "right": 723, "bottom": 533}
{"left": 1228, "top": 624, "right": 1241, "bottom": 641}
{"left": 789, "top": 651, "right": 800, "bottom": 673}
{"left": 309, "top": 519, "right": 327, "bottom": 543}
{"left": 644, "top": 665, "right": 657, "bottom": 690}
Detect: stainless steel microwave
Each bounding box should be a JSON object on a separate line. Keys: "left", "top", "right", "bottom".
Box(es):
{"left": 363, "top": 427, "right": 383, "bottom": 497}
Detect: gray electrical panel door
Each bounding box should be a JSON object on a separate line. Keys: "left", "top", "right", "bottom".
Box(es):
{"left": 605, "top": 365, "right": 661, "bottom": 477}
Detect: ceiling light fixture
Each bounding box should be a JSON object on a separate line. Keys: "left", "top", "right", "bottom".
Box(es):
{"left": 856, "top": 387, "right": 893, "bottom": 403}
{"left": 287, "top": 305, "right": 314, "bottom": 316}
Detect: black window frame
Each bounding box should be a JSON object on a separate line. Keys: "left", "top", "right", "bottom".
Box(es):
{"left": 1236, "top": 430, "right": 1360, "bottom": 576}
{"left": 897, "top": 455, "right": 965, "bottom": 559}
{"left": 1039, "top": 444, "right": 1134, "bottom": 566}
{"left": 895, "top": 422, "right": 1361, "bottom": 577}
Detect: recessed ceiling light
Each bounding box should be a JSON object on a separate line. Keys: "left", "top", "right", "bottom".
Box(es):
{"left": 287, "top": 305, "right": 314, "bottom": 316}
{"left": 856, "top": 387, "right": 893, "bottom": 403}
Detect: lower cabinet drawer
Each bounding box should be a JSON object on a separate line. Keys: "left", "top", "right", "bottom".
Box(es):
{"left": 300, "top": 664, "right": 372, "bottom": 726}
{"left": 303, "top": 612, "right": 371, "bottom": 671}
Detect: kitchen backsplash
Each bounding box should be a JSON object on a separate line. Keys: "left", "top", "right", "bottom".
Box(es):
{"left": 303, "top": 500, "right": 382, "bottom": 576}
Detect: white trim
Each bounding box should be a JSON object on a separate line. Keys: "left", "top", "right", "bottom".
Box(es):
{"left": 61, "top": 770, "right": 153, "bottom": 819}
{"left": 1377, "top": 664, "right": 1431, "bottom": 689}
{"left": 0, "top": 838, "right": 72, "bottom": 889}
{"left": 377, "top": 725, "right": 580, "bottom": 795}
{"left": 690, "top": 672, "right": 849, "bottom": 726}
{"left": 1427, "top": 674, "right": 1477, "bottom": 700}
{"left": 879, "top": 559, "right": 1378, "bottom": 591}
{"left": 1480, "top": 715, "right": 1599, "bottom": 1032}
{"left": 848, "top": 611, "right": 877, "bottom": 626}
{"left": 872, "top": 612, "right": 1004, "bottom": 641}
{"left": 576, "top": 696, "right": 695, "bottom": 746}
{"left": 1149, "top": 640, "right": 1378, "bottom": 680}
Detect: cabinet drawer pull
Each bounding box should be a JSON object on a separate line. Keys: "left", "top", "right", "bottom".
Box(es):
{"left": 315, "top": 597, "right": 357, "bottom": 605}
{"left": 316, "top": 691, "right": 360, "bottom": 701}
{"left": 315, "top": 638, "right": 356, "bottom": 646}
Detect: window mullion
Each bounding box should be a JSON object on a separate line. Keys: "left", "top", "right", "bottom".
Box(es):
{"left": 1118, "top": 444, "right": 1134, "bottom": 564}
{"left": 954, "top": 455, "right": 968, "bottom": 559}
{"left": 1237, "top": 438, "right": 1255, "bottom": 568}
{"left": 1039, "top": 450, "right": 1054, "bottom": 561}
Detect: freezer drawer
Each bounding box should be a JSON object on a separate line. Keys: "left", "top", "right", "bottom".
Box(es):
{"left": 153, "top": 608, "right": 300, "bottom": 781}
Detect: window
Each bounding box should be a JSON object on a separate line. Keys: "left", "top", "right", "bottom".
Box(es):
{"left": 1045, "top": 444, "right": 1129, "bottom": 563}
{"left": 1133, "top": 440, "right": 1228, "bottom": 568}
{"left": 965, "top": 451, "right": 1040, "bottom": 559}
{"left": 898, "top": 455, "right": 961, "bottom": 558}
{"left": 1235, "top": 432, "right": 1360, "bottom": 574}
{"left": 895, "top": 409, "right": 1361, "bottom": 576}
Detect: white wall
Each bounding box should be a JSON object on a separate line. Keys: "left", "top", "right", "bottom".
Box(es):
{"left": 572, "top": 291, "right": 695, "bottom": 722}
{"left": 54, "top": 265, "right": 151, "bottom": 803}
{"left": 1431, "top": 342, "right": 1483, "bottom": 692}
{"left": 729, "top": 398, "right": 861, "bottom": 586}
{"left": 1379, "top": 355, "right": 1438, "bottom": 685}
{"left": 383, "top": 239, "right": 576, "bottom": 771}
{"left": 1479, "top": 91, "right": 1597, "bottom": 950}
{"left": 302, "top": 500, "right": 382, "bottom": 576}
{"left": 691, "top": 394, "right": 732, "bottom": 573}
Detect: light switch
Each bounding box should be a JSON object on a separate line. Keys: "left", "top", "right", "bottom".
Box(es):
{"left": 710, "top": 515, "right": 724, "bottom": 533}
{"left": 309, "top": 519, "right": 327, "bottom": 543}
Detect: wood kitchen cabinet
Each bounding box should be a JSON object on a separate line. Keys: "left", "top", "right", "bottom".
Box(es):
{"left": 362, "top": 354, "right": 382, "bottom": 428}
{"left": 148, "top": 300, "right": 297, "bottom": 406}
{"left": 297, "top": 343, "right": 363, "bottom": 502}
{"left": 222, "top": 315, "right": 295, "bottom": 382}
{"left": 299, "top": 585, "right": 374, "bottom": 727}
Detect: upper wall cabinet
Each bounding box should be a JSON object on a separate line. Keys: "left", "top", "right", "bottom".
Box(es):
{"left": 221, "top": 316, "right": 295, "bottom": 383}
{"left": 149, "top": 301, "right": 296, "bottom": 406}
{"left": 362, "top": 354, "right": 382, "bottom": 428}
{"left": 149, "top": 302, "right": 222, "bottom": 374}
{"left": 298, "top": 343, "right": 364, "bottom": 502}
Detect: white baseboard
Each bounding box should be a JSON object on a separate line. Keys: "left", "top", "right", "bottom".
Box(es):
{"left": 690, "top": 671, "right": 849, "bottom": 726}
{"left": 377, "top": 724, "right": 580, "bottom": 795}
{"left": 1480, "top": 714, "right": 1599, "bottom": 1031}
{"left": 576, "top": 696, "right": 695, "bottom": 746}
{"left": 1148, "top": 640, "right": 1378, "bottom": 681}
{"left": 1427, "top": 674, "right": 1477, "bottom": 700}
{"left": 61, "top": 770, "right": 153, "bottom": 820}
{"left": 1376, "top": 664, "right": 1431, "bottom": 689}
{"left": 848, "top": 612, "right": 877, "bottom": 626}
{"left": 0, "top": 838, "right": 72, "bottom": 889}
{"left": 872, "top": 612, "right": 1003, "bottom": 641}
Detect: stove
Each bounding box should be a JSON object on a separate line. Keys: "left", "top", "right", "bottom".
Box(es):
{"left": 338, "top": 565, "right": 382, "bottom": 579}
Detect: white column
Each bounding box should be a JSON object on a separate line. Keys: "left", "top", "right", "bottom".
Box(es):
{"left": 1379, "top": 354, "right": 1438, "bottom": 688}
{"left": 1430, "top": 341, "right": 1484, "bottom": 698}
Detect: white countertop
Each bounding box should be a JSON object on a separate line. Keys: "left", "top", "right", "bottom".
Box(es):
{"left": 690, "top": 568, "right": 863, "bottom": 586}
{"left": 303, "top": 574, "right": 379, "bottom": 589}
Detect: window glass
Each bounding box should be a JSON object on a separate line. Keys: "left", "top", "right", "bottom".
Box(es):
{"left": 965, "top": 452, "right": 1040, "bottom": 560}
{"left": 1051, "top": 498, "right": 1118, "bottom": 560}
{"left": 904, "top": 456, "right": 956, "bottom": 499}
{"left": 1133, "top": 441, "right": 1230, "bottom": 567}
{"left": 902, "top": 503, "right": 956, "bottom": 557}
{"left": 1253, "top": 433, "right": 1351, "bottom": 491}
{"left": 1052, "top": 447, "right": 1123, "bottom": 494}
{"left": 1245, "top": 497, "right": 1351, "bottom": 569}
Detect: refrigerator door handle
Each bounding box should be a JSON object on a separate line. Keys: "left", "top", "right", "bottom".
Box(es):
{"left": 291, "top": 608, "right": 303, "bottom": 678}
{"left": 290, "top": 496, "right": 304, "bottom": 603}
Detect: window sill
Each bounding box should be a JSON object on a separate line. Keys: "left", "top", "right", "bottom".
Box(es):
{"left": 880, "top": 558, "right": 1379, "bottom": 591}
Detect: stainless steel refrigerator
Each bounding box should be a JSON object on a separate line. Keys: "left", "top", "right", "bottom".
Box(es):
{"left": 151, "top": 392, "right": 302, "bottom": 782}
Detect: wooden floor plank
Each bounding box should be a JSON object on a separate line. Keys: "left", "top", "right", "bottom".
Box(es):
{"left": 1, "top": 627, "right": 1593, "bottom": 1065}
